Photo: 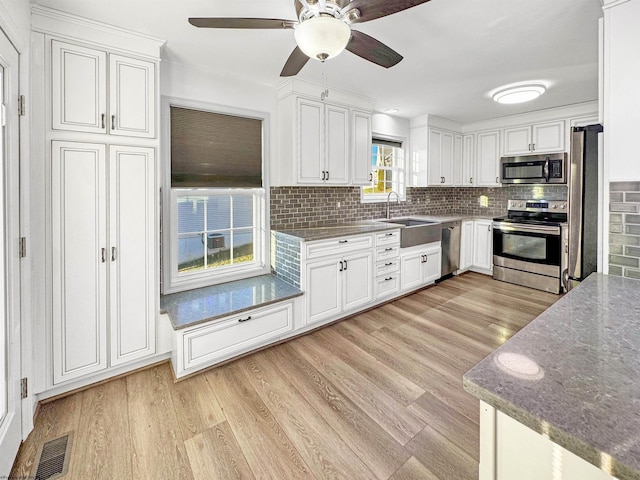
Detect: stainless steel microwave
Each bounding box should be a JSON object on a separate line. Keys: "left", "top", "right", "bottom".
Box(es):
{"left": 500, "top": 153, "right": 567, "bottom": 184}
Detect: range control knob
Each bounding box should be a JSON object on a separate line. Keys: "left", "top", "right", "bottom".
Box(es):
{"left": 560, "top": 204, "right": 567, "bottom": 209}
{"left": 551, "top": 204, "right": 558, "bottom": 209}
{"left": 518, "top": 202, "right": 524, "bottom": 208}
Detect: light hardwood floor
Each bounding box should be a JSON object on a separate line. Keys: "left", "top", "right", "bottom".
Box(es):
{"left": 11, "top": 273, "right": 559, "bottom": 480}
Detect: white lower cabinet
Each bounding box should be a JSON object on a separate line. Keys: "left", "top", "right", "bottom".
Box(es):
{"left": 400, "top": 243, "right": 441, "bottom": 292}
{"left": 459, "top": 220, "right": 474, "bottom": 271}
{"left": 52, "top": 141, "right": 156, "bottom": 384}
{"left": 473, "top": 220, "right": 494, "bottom": 272}
{"left": 176, "top": 302, "right": 294, "bottom": 377}
{"left": 306, "top": 249, "right": 374, "bottom": 326}
{"left": 480, "top": 402, "right": 616, "bottom": 480}
{"left": 374, "top": 230, "right": 401, "bottom": 299}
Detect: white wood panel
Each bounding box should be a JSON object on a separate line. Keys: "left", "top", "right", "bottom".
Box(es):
{"left": 422, "top": 248, "right": 441, "bottom": 284}
{"left": 306, "top": 258, "right": 341, "bottom": 325}
{"left": 452, "top": 133, "right": 463, "bottom": 185}
{"left": 503, "top": 125, "right": 532, "bottom": 155}
{"left": 109, "top": 54, "right": 155, "bottom": 138}
{"left": 297, "top": 98, "right": 324, "bottom": 183}
{"left": 375, "top": 230, "right": 400, "bottom": 247}
{"left": 342, "top": 251, "right": 373, "bottom": 312}
{"left": 401, "top": 251, "right": 423, "bottom": 291}
{"left": 441, "top": 131, "right": 454, "bottom": 186}
{"left": 462, "top": 134, "right": 475, "bottom": 186}
{"left": 532, "top": 120, "right": 565, "bottom": 153}
{"left": 428, "top": 128, "right": 442, "bottom": 186}
{"left": 51, "top": 40, "right": 106, "bottom": 134}
{"left": 476, "top": 131, "right": 501, "bottom": 186}
{"left": 109, "top": 145, "right": 156, "bottom": 366}
{"left": 305, "top": 234, "right": 373, "bottom": 260}
{"left": 473, "top": 220, "right": 493, "bottom": 271}
{"left": 459, "top": 220, "right": 474, "bottom": 271}
{"left": 375, "top": 275, "right": 400, "bottom": 299}
{"left": 52, "top": 141, "right": 107, "bottom": 384}
{"left": 182, "top": 303, "right": 293, "bottom": 371}
{"left": 325, "top": 104, "right": 349, "bottom": 184}
{"left": 351, "top": 110, "right": 372, "bottom": 185}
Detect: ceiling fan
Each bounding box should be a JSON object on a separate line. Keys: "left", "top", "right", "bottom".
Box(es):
{"left": 189, "top": 0, "right": 432, "bottom": 77}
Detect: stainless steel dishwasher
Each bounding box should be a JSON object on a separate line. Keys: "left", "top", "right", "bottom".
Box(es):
{"left": 440, "top": 221, "right": 461, "bottom": 279}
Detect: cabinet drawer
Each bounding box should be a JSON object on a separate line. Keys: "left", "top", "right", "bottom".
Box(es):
{"left": 375, "top": 274, "right": 400, "bottom": 299}
{"left": 182, "top": 302, "right": 293, "bottom": 371}
{"left": 305, "top": 234, "right": 373, "bottom": 260}
{"left": 375, "top": 260, "right": 399, "bottom": 276}
{"left": 376, "top": 230, "right": 400, "bottom": 246}
{"left": 376, "top": 245, "right": 400, "bottom": 262}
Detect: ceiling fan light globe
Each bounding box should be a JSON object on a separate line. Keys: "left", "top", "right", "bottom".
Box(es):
{"left": 294, "top": 16, "right": 351, "bottom": 61}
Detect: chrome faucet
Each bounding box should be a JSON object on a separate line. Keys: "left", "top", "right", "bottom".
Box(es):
{"left": 386, "top": 191, "right": 400, "bottom": 219}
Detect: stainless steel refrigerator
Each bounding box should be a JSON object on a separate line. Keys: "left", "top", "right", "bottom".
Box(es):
{"left": 565, "top": 124, "right": 603, "bottom": 291}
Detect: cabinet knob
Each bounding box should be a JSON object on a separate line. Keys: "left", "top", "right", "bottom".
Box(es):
{"left": 343, "top": 259, "right": 348, "bottom": 270}
{"left": 326, "top": 170, "right": 330, "bottom": 181}
{"left": 339, "top": 260, "right": 344, "bottom": 272}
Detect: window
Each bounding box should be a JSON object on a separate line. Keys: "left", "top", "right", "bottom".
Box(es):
{"left": 361, "top": 137, "right": 406, "bottom": 202}
{"left": 162, "top": 98, "right": 270, "bottom": 293}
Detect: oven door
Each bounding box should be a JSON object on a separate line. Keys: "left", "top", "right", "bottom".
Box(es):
{"left": 492, "top": 222, "right": 562, "bottom": 275}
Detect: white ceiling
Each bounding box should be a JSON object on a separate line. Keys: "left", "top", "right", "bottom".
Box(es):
{"left": 32, "top": 0, "right": 603, "bottom": 123}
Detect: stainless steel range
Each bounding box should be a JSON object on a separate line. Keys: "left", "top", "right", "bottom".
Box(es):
{"left": 492, "top": 200, "right": 569, "bottom": 294}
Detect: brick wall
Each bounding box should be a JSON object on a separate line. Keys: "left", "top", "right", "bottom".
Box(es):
{"left": 609, "top": 181, "right": 640, "bottom": 279}
{"left": 270, "top": 185, "right": 567, "bottom": 231}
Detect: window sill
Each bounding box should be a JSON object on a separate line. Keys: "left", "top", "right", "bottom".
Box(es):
{"left": 160, "top": 274, "right": 302, "bottom": 330}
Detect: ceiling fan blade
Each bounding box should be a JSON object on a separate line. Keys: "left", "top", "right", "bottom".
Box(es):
{"left": 280, "top": 46, "right": 310, "bottom": 77}
{"left": 344, "top": 0, "right": 432, "bottom": 24}
{"left": 346, "top": 30, "right": 403, "bottom": 68}
{"left": 188, "top": 18, "right": 297, "bottom": 29}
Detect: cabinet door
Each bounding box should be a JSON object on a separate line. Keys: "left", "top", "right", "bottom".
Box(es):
{"left": 422, "top": 248, "right": 441, "bottom": 284}
{"left": 409, "top": 125, "right": 428, "bottom": 187}
{"left": 109, "top": 146, "right": 156, "bottom": 366}
{"left": 401, "top": 251, "right": 423, "bottom": 291}
{"left": 109, "top": 54, "right": 155, "bottom": 138}
{"left": 428, "top": 128, "right": 443, "bottom": 186}
{"left": 306, "top": 258, "right": 341, "bottom": 325}
{"left": 476, "top": 131, "right": 501, "bottom": 186}
{"left": 351, "top": 110, "right": 372, "bottom": 185}
{"left": 462, "top": 134, "right": 475, "bottom": 186}
{"left": 452, "top": 134, "right": 463, "bottom": 186}
{"left": 325, "top": 104, "right": 350, "bottom": 184}
{"left": 459, "top": 220, "right": 474, "bottom": 271}
{"left": 51, "top": 40, "right": 107, "bottom": 134}
{"left": 342, "top": 251, "right": 373, "bottom": 312}
{"left": 441, "top": 131, "right": 455, "bottom": 186}
{"left": 532, "top": 121, "right": 565, "bottom": 153}
{"left": 297, "top": 98, "right": 324, "bottom": 184}
{"left": 52, "top": 141, "right": 107, "bottom": 384}
{"left": 503, "top": 126, "right": 532, "bottom": 155}
{"left": 473, "top": 220, "right": 493, "bottom": 271}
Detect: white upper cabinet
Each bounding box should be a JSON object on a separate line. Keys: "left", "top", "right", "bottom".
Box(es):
{"left": 461, "top": 134, "right": 475, "bottom": 186}
{"left": 452, "top": 133, "right": 464, "bottom": 186}
{"left": 351, "top": 110, "right": 373, "bottom": 185}
{"left": 51, "top": 40, "right": 155, "bottom": 138}
{"left": 503, "top": 120, "right": 565, "bottom": 155}
{"left": 324, "top": 103, "right": 350, "bottom": 184}
{"left": 476, "top": 130, "right": 501, "bottom": 186}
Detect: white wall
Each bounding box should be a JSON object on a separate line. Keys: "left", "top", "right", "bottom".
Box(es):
{"left": 604, "top": 0, "right": 640, "bottom": 180}
{"left": 372, "top": 113, "right": 410, "bottom": 140}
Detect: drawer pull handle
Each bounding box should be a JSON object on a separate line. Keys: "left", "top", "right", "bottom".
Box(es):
{"left": 385, "top": 262, "right": 393, "bottom": 266}
{"left": 385, "top": 277, "right": 393, "bottom": 281}
{"left": 101, "top": 113, "right": 106, "bottom": 129}
{"left": 339, "top": 260, "right": 344, "bottom": 272}
{"left": 385, "top": 233, "right": 394, "bottom": 236}
{"left": 238, "top": 316, "right": 252, "bottom": 323}
{"left": 338, "top": 240, "right": 348, "bottom": 244}
{"left": 343, "top": 260, "right": 348, "bottom": 271}
{"left": 385, "top": 247, "right": 393, "bottom": 251}
{"left": 111, "top": 114, "right": 116, "bottom": 130}
{"left": 101, "top": 248, "right": 106, "bottom": 263}
{"left": 111, "top": 247, "right": 117, "bottom": 261}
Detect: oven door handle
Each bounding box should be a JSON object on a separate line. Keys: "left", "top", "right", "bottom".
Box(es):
{"left": 492, "top": 221, "right": 561, "bottom": 236}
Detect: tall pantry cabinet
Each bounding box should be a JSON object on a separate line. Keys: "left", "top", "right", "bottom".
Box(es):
{"left": 31, "top": 7, "right": 165, "bottom": 392}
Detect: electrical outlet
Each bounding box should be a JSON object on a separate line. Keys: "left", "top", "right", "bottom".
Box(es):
{"left": 479, "top": 195, "right": 489, "bottom": 208}
{"left": 336, "top": 201, "right": 341, "bottom": 208}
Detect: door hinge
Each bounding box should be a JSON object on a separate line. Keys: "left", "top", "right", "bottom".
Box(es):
{"left": 21, "top": 378, "right": 28, "bottom": 399}
{"left": 18, "top": 95, "right": 26, "bottom": 116}
{"left": 19, "top": 237, "right": 27, "bottom": 258}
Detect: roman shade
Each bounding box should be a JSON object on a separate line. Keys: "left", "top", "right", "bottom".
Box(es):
{"left": 372, "top": 138, "right": 402, "bottom": 148}
{"left": 171, "top": 106, "right": 263, "bottom": 188}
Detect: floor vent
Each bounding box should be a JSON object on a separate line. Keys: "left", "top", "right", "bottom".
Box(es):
{"left": 32, "top": 432, "right": 73, "bottom": 480}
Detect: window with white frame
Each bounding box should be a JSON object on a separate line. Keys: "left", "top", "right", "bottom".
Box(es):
{"left": 163, "top": 101, "right": 269, "bottom": 293}
{"left": 361, "top": 138, "right": 406, "bottom": 202}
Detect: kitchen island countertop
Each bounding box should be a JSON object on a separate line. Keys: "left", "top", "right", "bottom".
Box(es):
{"left": 464, "top": 273, "right": 640, "bottom": 480}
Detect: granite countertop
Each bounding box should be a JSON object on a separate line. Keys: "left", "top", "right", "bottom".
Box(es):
{"left": 274, "top": 215, "right": 495, "bottom": 241}
{"left": 463, "top": 273, "right": 640, "bottom": 480}
{"left": 161, "top": 274, "right": 303, "bottom": 330}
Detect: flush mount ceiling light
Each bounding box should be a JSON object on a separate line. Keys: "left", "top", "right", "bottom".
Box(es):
{"left": 294, "top": 15, "right": 351, "bottom": 61}
{"left": 493, "top": 84, "right": 546, "bottom": 104}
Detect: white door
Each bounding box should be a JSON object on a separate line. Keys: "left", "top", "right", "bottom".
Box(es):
{"left": 532, "top": 121, "right": 565, "bottom": 153}
{"left": 462, "top": 134, "right": 475, "bottom": 186}
{"left": 297, "top": 98, "right": 324, "bottom": 184}
{"left": 427, "top": 128, "right": 442, "bottom": 186}
{"left": 325, "top": 104, "right": 349, "bottom": 184}
{"left": 476, "top": 131, "right": 501, "bottom": 186}
{"left": 109, "top": 146, "right": 156, "bottom": 365}
{"left": 0, "top": 31, "right": 22, "bottom": 476}
{"left": 473, "top": 220, "right": 493, "bottom": 271}
{"left": 109, "top": 54, "right": 155, "bottom": 138}
{"left": 342, "top": 251, "right": 373, "bottom": 311}
{"left": 351, "top": 110, "right": 372, "bottom": 186}
{"left": 306, "top": 258, "right": 341, "bottom": 325}
{"left": 52, "top": 141, "right": 108, "bottom": 384}
{"left": 441, "top": 131, "right": 454, "bottom": 186}
{"left": 51, "top": 40, "right": 107, "bottom": 134}
{"left": 422, "top": 248, "right": 442, "bottom": 284}
{"left": 401, "top": 251, "right": 423, "bottom": 291}
{"left": 503, "top": 126, "right": 532, "bottom": 155}
{"left": 459, "top": 220, "right": 474, "bottom": 271}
